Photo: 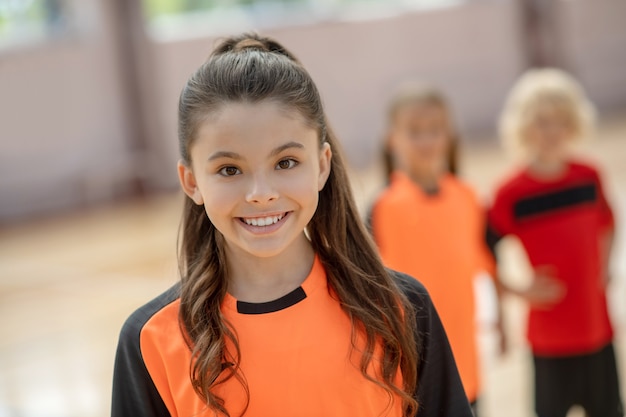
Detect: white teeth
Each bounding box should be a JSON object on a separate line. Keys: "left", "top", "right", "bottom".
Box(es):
{"left": 243, "top": 213, "right": 285, "bottom": 227}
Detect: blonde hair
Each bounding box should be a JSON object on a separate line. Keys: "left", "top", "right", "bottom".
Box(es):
{"left": 499, "top": 68, "right": 596, "bottom": 155}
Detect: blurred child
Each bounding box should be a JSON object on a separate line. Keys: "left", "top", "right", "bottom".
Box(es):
{"left": 487, "top": 68, "right": 623, "bottom": 417}
{"left": 369, "top": 84, "right": 503, "bottom": 415}
{"left": 111, "top": 34, "right": 473, "bottom": 417}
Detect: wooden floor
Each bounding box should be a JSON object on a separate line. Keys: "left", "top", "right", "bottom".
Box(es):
{"left": 1, "top": 114, "right": 625, "bottom": 417}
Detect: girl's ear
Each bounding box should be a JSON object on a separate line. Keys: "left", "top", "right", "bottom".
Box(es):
{"left": 318, "top": 142, "right": 332, "bottom": 191}
{"left": 177, "top": 160, "right": 204, "bottom": 205}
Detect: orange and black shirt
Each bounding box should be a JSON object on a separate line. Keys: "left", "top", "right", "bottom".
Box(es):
{"left": 112, "top": 257, "right": 472, "bottom": 417}
{"left": 487, "top": 160, "right": 615, "bottom": 356}
{"left": 368, "top": 172, "right": 494, "bottom": 403}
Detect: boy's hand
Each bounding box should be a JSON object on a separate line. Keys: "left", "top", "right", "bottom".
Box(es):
{"left": 519, "top": 265, "right": 566, "bottom": 309}
{"left": 494, "top": 319, "right": 508, "bottom": 356}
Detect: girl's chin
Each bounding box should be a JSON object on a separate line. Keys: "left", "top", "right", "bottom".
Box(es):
{"left": 236, "top": 246, "right": 294, "bottom": 259}
{"left": 229, "top": 235, "right": 312, "bottom": 260}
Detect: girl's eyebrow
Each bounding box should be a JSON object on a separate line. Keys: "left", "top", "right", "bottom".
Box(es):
{"left": 207, "top": 151, "right": 242, "bottom": 162}
{"left": 269, "top": 141, "right": 305, "bottom": 157}
{"left": 208, "top": 141, "right": 304, "bottom": 162}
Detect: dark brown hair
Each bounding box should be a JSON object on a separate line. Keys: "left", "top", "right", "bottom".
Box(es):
{"left": 383, "top": 84, "right": 460, "bottom": 182}
{"left": 177, "top": 33, "right": 419, "bottom": 416}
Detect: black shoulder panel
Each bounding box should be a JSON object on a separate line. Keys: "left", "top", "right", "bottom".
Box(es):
{"left": 111, "top": 284, "right": 180, "bottom": 417}
{"left": 390, "top": 270, "right": 473, "bottom": 417}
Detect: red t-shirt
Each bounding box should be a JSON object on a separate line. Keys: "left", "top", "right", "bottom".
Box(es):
{"left": 487, "top": 160, "right": 615, "bottom": 356}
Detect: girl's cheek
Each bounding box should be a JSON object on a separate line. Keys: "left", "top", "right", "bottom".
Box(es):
{"left": 280, "top": 174, "right": 317, "bottom": 195}
{"left": 207, "top": 180, "right": 242, "bottom": 203}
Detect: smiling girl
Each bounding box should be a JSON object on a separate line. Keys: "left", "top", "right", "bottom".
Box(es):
{"left": 111, "top": 34, "right": 471, "bottom": 417}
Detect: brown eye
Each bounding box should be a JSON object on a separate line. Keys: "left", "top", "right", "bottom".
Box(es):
{"left": 276, "top": 159, "right": 297, "bottom": 170}
{"left": 219, "top": 166, "right": 241, "bottom": 176}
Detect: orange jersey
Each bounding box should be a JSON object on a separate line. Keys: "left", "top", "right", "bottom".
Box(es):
{"left": 138, "top": 258, "right": 401, "bottom": 416}
{"left": 112, "top": 256, "right": 473, "bottom": 417}
{"left": 370, "top": 172, "right": 493, "bottom": 402}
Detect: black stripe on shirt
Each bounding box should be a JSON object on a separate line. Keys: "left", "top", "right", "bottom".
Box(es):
{"left": 513, "top": 183, "right": 597, "bottom": 221}
{"left": 485, "top": 224, "right": 503, "bottom": 258}
{"left": 237, "top": 286, "right": 307, "bottom": 315}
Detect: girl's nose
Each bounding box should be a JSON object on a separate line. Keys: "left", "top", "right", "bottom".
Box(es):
{"left": 245, "top": 173, "right": 278, "bottom": 204}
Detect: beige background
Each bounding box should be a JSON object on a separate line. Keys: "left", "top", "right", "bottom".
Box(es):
{"left": 1, "top": 1, "right": 625, "bottom": 416}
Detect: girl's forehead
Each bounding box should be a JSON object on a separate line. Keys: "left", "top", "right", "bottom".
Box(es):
{"left": 527, "top": 100, "right": 576, "bottom": 122}
{"left": 394, "top": 102, "right": 448, "bottom": 123}
{"left": 202, "top": 101, "right": 308, "bottom": 132}
{"left": 397, "top": 100, "right": 442, "bottom": 112}
{"left": 208, "top": 100, "right": 307, "bottom": 123}
{"left": 191, "top": 101, "right": 319, "bottom": 156}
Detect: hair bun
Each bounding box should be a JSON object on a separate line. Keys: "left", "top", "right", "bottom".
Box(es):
{"left": 233, "top": 38, "right": 269, "bottom": 52}
{"left": 212, "top": 33, "right": 300, "bottom": 63}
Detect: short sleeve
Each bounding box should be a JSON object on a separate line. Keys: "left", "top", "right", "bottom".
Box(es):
{"left": 592, "top": 168, "right": 615, "bottom": 230}
{"left": 392, "top": 271, "right": 473, "bottom": 417}
{"left": 111, "top": 285, "right": 180, "bottom": 417}
{"left": 111, "top": 313, "right": 171, "bottom": 417}
{"left": 486, "top": 188, "right": 515, "bottom": 258}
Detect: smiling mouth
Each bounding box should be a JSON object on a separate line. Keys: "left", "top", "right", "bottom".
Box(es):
{"left": 239, "top": 212, "right": 288, "bottom": 227}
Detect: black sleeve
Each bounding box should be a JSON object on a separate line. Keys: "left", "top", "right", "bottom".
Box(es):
{"left": 111, "top": 287, "right": 179, "bottom": 417}
{"left": 392, "top": 271, "right": 473, "bottom": 417}
{"left": 485, "top": 222, "right": 503, "bottom": 260}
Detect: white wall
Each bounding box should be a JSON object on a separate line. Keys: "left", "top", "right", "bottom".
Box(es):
{"left": 1, "top": 0, "right": 625, "bottom": 220}
{"left": 0, "top": 0, "right": 132, "bottom": 220}
{"left": 150, "top": 0, "right": 527, "bottom": 185}
{"left": 557, "top": 0, "right": 626, "bottom": 111}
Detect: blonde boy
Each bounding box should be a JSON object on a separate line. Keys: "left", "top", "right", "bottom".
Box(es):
{"left": 487, "top": 69, "right": 623, "bottom": 417}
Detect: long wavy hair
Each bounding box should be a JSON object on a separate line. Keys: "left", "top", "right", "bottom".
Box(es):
{"left": 383, "top": 84, "right": 460, "bottom": 182}
{"left": 177, "top": 33, "right": 419, "bottom": 416}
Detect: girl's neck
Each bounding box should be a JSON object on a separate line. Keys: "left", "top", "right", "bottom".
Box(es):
{"left": 225, "top": 233, "right": 315, "bottom": 303}
{"left": 527, "top": 157, "right": 568, "bottom": 180}
{"left": 408, "top": 169, "right": 442, "bottom": 195}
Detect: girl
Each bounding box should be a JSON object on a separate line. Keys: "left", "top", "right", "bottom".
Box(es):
{"left": 369, "top": 84, "right": 504, "bottom": 416}
{"left": 487, "top": 69, "right": 623, "bottom": 417}
{"left": 111, "top": 34, "right": 471, "bottom": 417}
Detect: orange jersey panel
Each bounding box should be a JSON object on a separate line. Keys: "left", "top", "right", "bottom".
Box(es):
{"left": 371, "top": 172, "right": 489, "bottom": 402}
{"left": 112, "top": 260, "right": 474, "bottom": 417}
{"left": 139, "top": 258, "right": 403, "bottom": 417}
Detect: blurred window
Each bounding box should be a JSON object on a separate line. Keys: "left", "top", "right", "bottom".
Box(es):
{"left": 143, "top": 0, "right": 462, "bottom": 41}
{"left": 0, "top": 0, "right": 67, "bottom": 48}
